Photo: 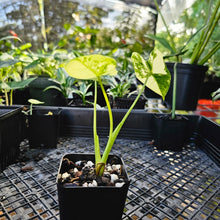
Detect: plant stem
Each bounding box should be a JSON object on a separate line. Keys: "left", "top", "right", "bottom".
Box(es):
{"left": 93, "top": 80, "right": 101, "bottom": 165}
{"left": 171, "top": 62, "right": 177, "bottom": 119}
{"left": 4, "top": 90, "right": 9, "bottom": 106}
{"left": 100, "top": 76, "right": 149, "bottom": 170}
{"left": 95, "top": 78, "right": 114, "bottom": 176}
{"left": 10, "top": 90, "right": 13, "bottom": 106}
{"left": 190, "top": 0, "right": 220, "bottom": 64}
{"left": 153, "top": 0, "right": 177, "bottom": 56}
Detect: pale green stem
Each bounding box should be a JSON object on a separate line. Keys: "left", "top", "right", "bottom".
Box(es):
{"left": 190, "top": 1, "right": 220, "bottom": 64}
{"left": 95, "top": 77, "right": 114, "bottom": 175}
{"left": 100, "top": 76, "right": 149, "bottom": 167}
{"left": 153, "top": 0, "right": 176, "bottom": 55}
{"left": 93, "top": 80, "right": 101, "bottom": 165}
{"left": 198, "top": 42, "right": 220, "bottom": 65}
{"left": 171, "top": 63, "right": 177, "bottom": 119}
{"left": 4, "top": 90, "right": 9, "bottom": 106}
{"left": 10, "top": 90, "right": 13, "bottom": 106}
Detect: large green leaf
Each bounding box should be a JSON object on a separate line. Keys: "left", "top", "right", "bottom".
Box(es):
{"left": 146, "top": 34, "right": 175, "bottom": 54}
{"left": 64, "top": 54, "right": 117, "bottom": 80}
{"left": 131, "top": 50, "right": 171, "bottom": 100}
{"left": 7, "top": 77, "right": 37, "bottom": 90}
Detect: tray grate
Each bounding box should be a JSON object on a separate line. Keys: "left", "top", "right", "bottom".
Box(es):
{"left": 0, "top": 137, "right": 219, "bottom": 220}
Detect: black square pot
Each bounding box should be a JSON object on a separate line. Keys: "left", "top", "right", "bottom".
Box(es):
{"left": 164, "top": 63, "right": 208, "bottom": 111}
{"left": 153, "top": 114, "right": 189, "bottom": 151}
{"left": 57, "top": 153, "right": 130, "bottom": 220}
{"left": 28, "top": 109, "right": 61, "bottom": 148}
{"left": 0, "top": 106, "right": 23, "bottom": 172}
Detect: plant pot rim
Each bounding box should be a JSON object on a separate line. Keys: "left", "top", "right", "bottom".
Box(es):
{"left": 56, "top": 153, "right": 130, "bottom": 188}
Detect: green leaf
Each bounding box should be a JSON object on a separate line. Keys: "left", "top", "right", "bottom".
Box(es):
{"left": 7, "top": 77, "right": 37, "bottom": 90}
{"left": 28, "top": 99, "right": 44, "bottom": 105}
{"left": 64, "top": 54, "right": 117, "bottom": 80}
{"left": 0, "top": 59, "right": 20, "bottom": 68}
{"left": 146, "top": 34, "right": 175, "bottom": 54}
{"left": 131, "top": 50, "right": 171, "bottom": 100}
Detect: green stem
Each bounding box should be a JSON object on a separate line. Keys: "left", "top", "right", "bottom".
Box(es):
{"left": 190, "top": 1, "right": 220, "bottom": 64}
{"left": 100, "top": 76, "right": 149, "bottom": 168}
{"left": 171, "top": 63, "right": 177, "bottom": 119}
{"left": 10, "top": 90, "right": 13, "bottom": 106}
{"left": 4, "top": 90, "right": 9, "bottom": 106}
{"left": 93, "top": 80, "right": 101, "bottom": 165}
{"left": 198, "top": 42, "right": 220, "bottom": 65}
{"left": 153, "top": 0, "right": 176, "bottom": 55}
{"left": 95, "top": 78, "right": 114, "bottom": 176}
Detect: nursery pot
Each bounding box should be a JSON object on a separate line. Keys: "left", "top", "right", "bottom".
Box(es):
{"left": 57, "top": 153, "right": 130, "bottom": 220}
{"left": 29, "top": 76, "right": 67, "bottom": 106}
{"left": 28, "top": 109, "right": 61, "bottom": 148}
{"left": 113, "top": 96, "right": 146, "bottom": 109}
{"left": 153, "top": 114, "right": 189, "bottom": 151}
{"left": 164, "top": 63, "right": 208, "bottom": 111}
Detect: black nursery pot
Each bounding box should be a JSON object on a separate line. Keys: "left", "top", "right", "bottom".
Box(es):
{"left": 114, "top": 96, "right": 146, "bottom": 109}
{"left": 28, "top": 109, "right": 61, "bottom": 148}
{"left": 153, "top": 114, "right": 189, "bottom": 151}
{"left": 57, "top": 154, "right": 130, "bottom": 220}
{"left": 164, "top": 63, "right": 208, "bottom": 111}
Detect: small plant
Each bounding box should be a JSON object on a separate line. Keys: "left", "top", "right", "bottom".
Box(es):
{"left": 64, "top": 50, "right": 170, "bottom": 176}
{"left": 148, "top": 0, "right": 220, "bottom": 64}
{"left": 212, "top": 88, "right": 220, "bottom": 101}
{"left": 44, "top": 67, "right": 77, "bottom": 99}
{"left": 22, "top": 99, "right": 44, "bottom": 115}
{"left": 72, "top": 81, "right": 93, "bottom": 106}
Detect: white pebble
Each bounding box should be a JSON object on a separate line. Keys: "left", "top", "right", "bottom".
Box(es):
{"left": 62, "top": 172, "right": 70, "bottom": 180}
{"left": 88, "top": 180, "right": 98, "bottom": 187}
{"left": 75, "top": 161, "right": 81, "bottom": 166}
{"left": 112, "top": 164, "right": 121, "bottom": 171}
{"left": 115, "top": 182, "right": 125, "bottom": 187}
{"left": 87, "top": 161, "right": 94, "bottom": 167}
{"left": 73, "top": 168, "right": 78, "bottom": 173}
{"left": 106, "top": 165, "right": 113, "bottom": 172}
{"left": 82, "top": 182, "right": 88, "bottom": 187}
{"left": 111, "top": 174, "right": 118, "bottom": 183}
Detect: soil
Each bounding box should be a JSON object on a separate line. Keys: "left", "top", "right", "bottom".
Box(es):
{"left": 57, "top": 156, "right": 127, "bottom": 187}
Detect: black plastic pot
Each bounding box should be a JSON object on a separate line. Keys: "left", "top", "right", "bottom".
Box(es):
{"left": 28, "top": 108, "right": 61, "bottom": 148}
{"left": 57, "top": 153, "right": 130, "bottom": 220}
{"left": 29, "top": 76, "right": 67, "bottom": 106}
{"left": 0, "top": 106, "right": 23, "bottom": 172}
{"left": 113, "top": 96, "right": 146, "bottom": 109}
{"left": 153, "top": 114, "right": 189, "bottom": 151}
{"left": 164, "top": 63, "right": 208, "bottom": 111}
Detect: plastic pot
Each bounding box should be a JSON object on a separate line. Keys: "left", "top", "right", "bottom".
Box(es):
{"left": 29, "top": 76, "right": 67, "bottom": 106}
{"left": 164, "top": 63, "right": 208, "bottom": 111}
{"left": 57, "top": 153, "right": 130, "bottom": 220}
{"left": 28, "top": 109, "right": 61, "bottom": 148}
{"left": 153, "top": 114, "right": 189, "bottom": 151}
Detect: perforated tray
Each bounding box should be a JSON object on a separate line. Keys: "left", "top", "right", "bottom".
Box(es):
{"left": 0, "top": 137, "right": 219, "bottom": 220}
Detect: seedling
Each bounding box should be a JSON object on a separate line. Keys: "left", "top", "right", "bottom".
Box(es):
{"left": 64, "top": 49, "right": 171, "bottom": 176}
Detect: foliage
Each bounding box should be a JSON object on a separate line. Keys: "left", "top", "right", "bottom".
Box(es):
{"left": 0, "top": 36, "right": 36, "bottom": 105}
{"left": 148, "top": 0, "right": 220, "bottom": 65}
{"left": 44, "top": 67, "right": 77, "bottom": 99}
{"left": 64, "top": 50, "right": 170, "bottom": 176}
{"left": 212, "top": 88, "right": 220, "bottom": 101}
{"left": 72, "top": 81, "right": 93, "bottom": 106}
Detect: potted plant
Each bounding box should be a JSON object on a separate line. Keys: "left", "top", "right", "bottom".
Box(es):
{"left": 57, "top": 49, "right": 171, "bottom": 220}
{"left": 44, "top": 67, "right": 78, "bottom": 106}
{"left": 152, "top": 62, "right": 189, "bottom": 151}
{"left": 25, "top": 49, "right": 73, "bottom": 106}
{"left": 23, "top": 99, "right": 62, "bottom": 148}
{"left": 147, "top": 0, "right": 220, "bottom": 110}
{"left": 107, "top": 71, "right": 146, "bottom": 109}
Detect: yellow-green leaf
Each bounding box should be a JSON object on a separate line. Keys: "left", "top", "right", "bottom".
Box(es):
{"left": 64, "top": 54, "right": 117, "bottom": 80}
{"left": 131, "top": 49, "right": 171, "bottom": 100}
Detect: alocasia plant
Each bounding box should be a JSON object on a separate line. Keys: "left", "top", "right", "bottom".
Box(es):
{"left": 64, "top": 49, "right": 170, "bottom": 176}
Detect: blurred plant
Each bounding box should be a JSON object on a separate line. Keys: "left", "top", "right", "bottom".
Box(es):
{"left": 72, "top": 81, "right": 93, "bottom": 106}
{"left": 44, "top": 67, "right": 77, "bottom": 99}
{"left": 212, "top": 88, "right": 220, "bottom": 101}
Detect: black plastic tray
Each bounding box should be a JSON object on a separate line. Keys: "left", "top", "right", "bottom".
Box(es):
{"left": 0, "top": 107, "right": 219, "bottom": 220}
